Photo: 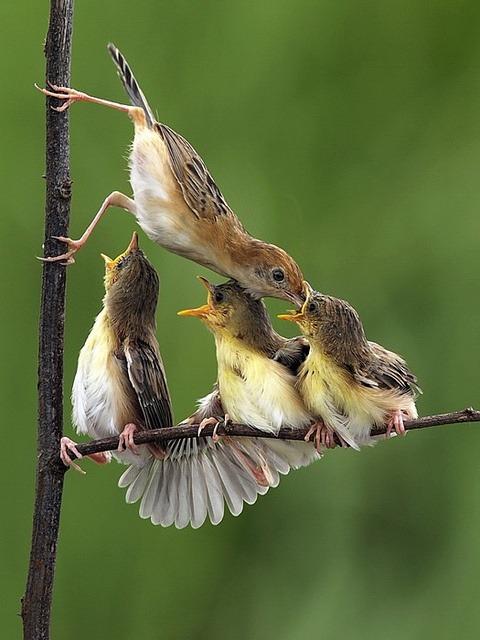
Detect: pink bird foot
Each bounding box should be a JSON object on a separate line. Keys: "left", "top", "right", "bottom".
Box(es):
{"left": 60, "top": 437, "right": 85, "bottom": 474}
{"left": 118, "top": 423, "right": 138, "bottom": 453}
{"left": 385, "top": 409, "right": 407, "bottom": 438}
{"left": 304, "top": 421, "right": 347, "bottom": 453}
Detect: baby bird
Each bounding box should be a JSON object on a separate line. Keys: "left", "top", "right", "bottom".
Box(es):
{"left": 38, "top": 44, "right": 305, "bottom": 306}
{"left": 61, "top": 232, "right": 173, "bottom": 472}
{"left": 279, "top": 282, "right": 421, "bottom": 450}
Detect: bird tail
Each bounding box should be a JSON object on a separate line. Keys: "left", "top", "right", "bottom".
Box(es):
{"left": 118, "top": 436, "right": 319, "bottom": 529}
{"left": 107, "top": 43, "right": 156, "bottom": 128}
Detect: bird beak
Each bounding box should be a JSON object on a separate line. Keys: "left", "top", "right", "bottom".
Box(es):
{"left": 178, "top": 276, "right": 215, "bottom": 317}
{"left": 284, "top": 290, "right": 305, "bottom": 308}
{"left": 177, "top": 304, "right": 211, "bottom": 318}
{"left": 279, "top": 281, "right": 313, "bottom": 321}
{"left": 197, "top": 275, "right": 214, "bottom": 293}
{"left": 278, "top": 309, "right": 304, "bottom": 323}
{"left": 302, "top": 280, "right": 313, "bottom": 298}
{"left": 126, "top": 231, "right": 139, "bottom": 253}
{"left": 101, "top": 253, "right": 115, "bottom": 270}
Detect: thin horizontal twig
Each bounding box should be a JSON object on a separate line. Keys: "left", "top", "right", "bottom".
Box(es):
{"left": 54, "top": 407, "right": 479, "bottom": 468}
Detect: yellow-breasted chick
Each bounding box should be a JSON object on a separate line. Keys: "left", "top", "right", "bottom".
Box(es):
{"left": 134, "top": 277, "right": 319, "bottom": 526}
{"left": 61, "top": 232, "right": 173, "bottom": 472}
{"left": 38, "top": 44, "right": 305, "bottom": 306}
{"left": 279, "top": 282, "right": 421, "bottom": 451}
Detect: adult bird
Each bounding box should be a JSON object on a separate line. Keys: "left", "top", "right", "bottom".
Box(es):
{"left": 38, "top": 44, "right": 305, "bottom": 306}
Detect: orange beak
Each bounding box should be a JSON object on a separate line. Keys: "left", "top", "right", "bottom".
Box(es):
{"left": 278, "top": 281, "right": 313, "bottom": 322}
{"left": 177, "top": 303, "right": 211, "bottom": 318}
{"left": 278, "top": 310, "right": 304, "bottom": 323}
{"left": 177, "top": 276, "right": 214, "bottom": 317}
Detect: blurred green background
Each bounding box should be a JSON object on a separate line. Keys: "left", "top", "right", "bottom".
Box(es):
{"left": 3, "top": 0, "right": 480, "bottom": 637}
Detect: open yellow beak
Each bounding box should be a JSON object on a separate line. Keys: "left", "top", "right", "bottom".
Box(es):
{"left": 178, "top": 275, "right": 216, "bottom": 317}
{"left": 101, "top": 253, "right": 114, "bottom": 270}
{"left": 177, "top": 304, "right": 211, "bottom": 318}
{"left": 278, "top": 281, "right": 313, "bottom": 322}
{"left": 278, "top": 310, "right": 304, "bottom": 323}
{"left": 101, "top": 232, "right": 139, "bottom": 270}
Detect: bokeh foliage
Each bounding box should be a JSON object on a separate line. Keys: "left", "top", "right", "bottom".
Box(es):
{"left": 3, "top": 1, "right": 480, "bottom": 637}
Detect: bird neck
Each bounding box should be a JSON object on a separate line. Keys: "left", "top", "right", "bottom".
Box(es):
{"left": 105, "top": 273, "right": 158, "bottom": 342}
{"left": 216, "top": 326, "right": 282, "bottom": 358}
{"left": 213, "top": 305, "right": 283, "bottom": 357}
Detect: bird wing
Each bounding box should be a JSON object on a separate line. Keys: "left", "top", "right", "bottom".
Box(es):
{"left": 108, "top": 43, "right": 156, "bottom": 128}
{"left": 273, "top": 336, "right": 310, "bottom": 375}
{"left": 157, "top": 123, "right": 245, "bottom": 227}
{"left": 349, "top": 341, "right": 421, "bottom": 395}
{"left": 124, "top": 338, "right": 174, "bottom": 430}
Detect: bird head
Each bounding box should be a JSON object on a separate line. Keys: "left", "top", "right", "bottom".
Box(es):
{"left": 178, "top": 277, "right": 273, "bottom": 343}
{"left": 277, "top": 281, "right": 320, "bottom": 338}
{"left": 102, "top": 232, "right": 159, "bottom": 335}
{"left": 278, "top": 281, "right": 368, "bottom": 362}
{"left": 102, "top": 231, "right": 144, "bottom": 290}
{"left": 240, "top": 242, "right": 305, "bottom": 307}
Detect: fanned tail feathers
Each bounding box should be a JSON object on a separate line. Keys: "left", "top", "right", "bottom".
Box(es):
{"left": 118, "top": 436, "right": 319, "bottom": 528}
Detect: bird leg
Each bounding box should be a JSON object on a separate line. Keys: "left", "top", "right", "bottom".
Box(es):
{"left": 304, "top": 420, "right": 346, "bottom": 453}
{"left": 38, "top": 191, "right": 136, "bottom": 264}
{"left": 118, "top": 423, "right": 139, "bottom": 453}
{"left": 385, "top": 409, "right": 407, "bottom": 438}
{"left": 196, "top": 414, "right": 228, "bottom": 443}
{"left": 197, "top": 416, "right": 218, "bottom": 438}
{"left": 222, "top": 436, "right": 272, "bottom": 487}
{"left": 60, "top": 437, "right": 110, "bottom": 474}
{"left": 213, "top": 414, "right": 230, "bottom": 443}
{"left": 36, "top": 83, "right": 137, "bottom": 116}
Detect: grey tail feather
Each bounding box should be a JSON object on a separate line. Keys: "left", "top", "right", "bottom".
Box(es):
{"left": 107, "top": 43, "right": 156, "bottom": 128}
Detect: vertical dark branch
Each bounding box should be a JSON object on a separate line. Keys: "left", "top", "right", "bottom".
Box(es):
{"left": 21, "top": 1, "right": 74, "bottom": 638}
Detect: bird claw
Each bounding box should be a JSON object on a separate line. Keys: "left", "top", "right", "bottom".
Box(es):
{"left": 118, "top": 423, "right": 138, "bottom": 453}
{"left": 37, "top": 236, "right": 83, "bottom": 265}
{"left": 197, "top": 417, "right": 217, "bottom": 437}
{"left": 304, "top": 421, "right": 339, "bottom": 453}
{"left": 196, "top": 416, "right": 224, "bottom": 443}
{"left": 385, "top": 409, "right": 407, "bottom": 438}
{"left": 35, "top": 83, "right": 88, "bottom": 112}
{"left": 60, "top": 437, "right": 86, "bottom": 474}
{"left": 213, "top": 414, "right": 230, "bottom": 443}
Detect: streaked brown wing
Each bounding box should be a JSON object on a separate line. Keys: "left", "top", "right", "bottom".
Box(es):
{"left": 351, "top": 341, "right": 421, "bottom": 395}
{"left": 124, "top": 338, "right": 174, "bottom": 429}
{"left": 157, "top": 123, "right": 245, "bottom": 227}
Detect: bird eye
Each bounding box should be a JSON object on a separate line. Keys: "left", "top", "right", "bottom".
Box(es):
{"left": 272, "top": 268, "right": 285, "bottom": 283}
{"left": 214, "top": 290, "right": 225, "bottom": 303}
{"left": 307, "top": 301, "right": 317, "bottom": 314}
